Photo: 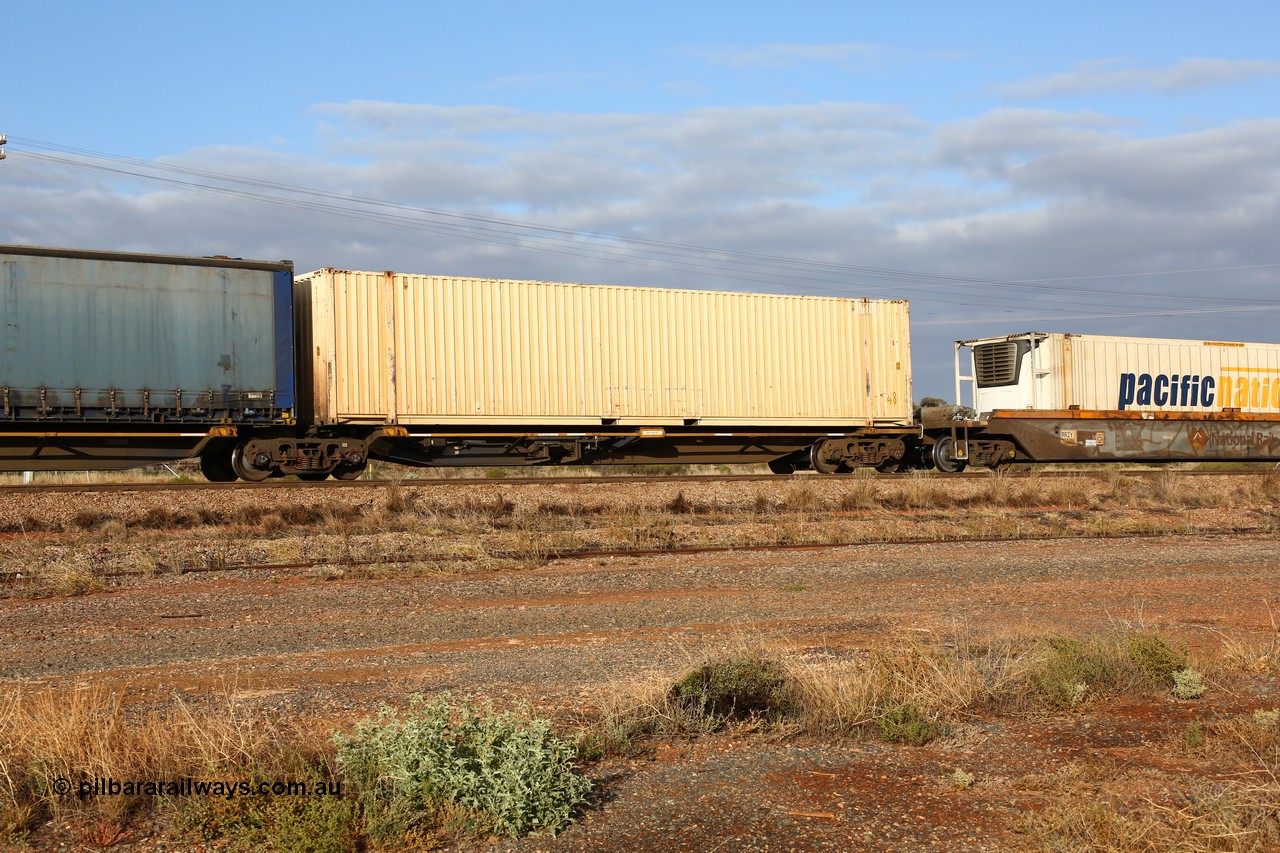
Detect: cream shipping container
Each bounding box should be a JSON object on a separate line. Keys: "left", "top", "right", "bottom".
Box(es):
{"left": 295, "top": 269, "right": 912, "bottom": 428}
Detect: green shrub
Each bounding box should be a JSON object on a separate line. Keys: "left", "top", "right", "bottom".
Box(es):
{"left": 1182, "top": 720, "right": 1206, "bottom": 750}
{"left": 1125, "top": 631, "right": 1188, "bottom": 688}
{"left": 669, "top": 654, "right": 789, "bottom": 723}
{"left": 876, "top": 701, "right": 948, "bottom": 745}
{"left": 336, "top": 695, "right": 590, "bottom": 843}
{"left": 1033, "top": 635, "right": 1118, "bottom": 708}
{"left": 179, "top": 783, "right": 358, "bottom": 853}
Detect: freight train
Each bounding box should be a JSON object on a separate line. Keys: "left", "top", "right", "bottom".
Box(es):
{"left": 3, "top": 244, "right": 1279, "bottom": 481}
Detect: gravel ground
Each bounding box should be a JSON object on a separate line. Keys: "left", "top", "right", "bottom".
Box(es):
{"left": 2, "top": 477, "right": 1279, "bottom": 851}
{"left": 6, "top": 536, "right": 1279, "bottom": 706}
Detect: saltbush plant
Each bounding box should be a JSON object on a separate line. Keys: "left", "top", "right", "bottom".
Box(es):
{"left": 336, "top": 694, "right": 590, "bottom": 843}
{"left": 1172, "top": 668, "right": 1206, "bottom": 700}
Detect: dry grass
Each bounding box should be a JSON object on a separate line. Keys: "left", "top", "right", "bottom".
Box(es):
{"left": 5, "top": 471, "right": 1280, "bottom": 598}
{"left": 578, "top": 628, "right": 1280, "bottom": 851}
{"left": 1033, "top": 783, "right": 1280, "bottom": 852}
{"left": 4, "top": 625, "right": 1279, "bottom": 848}
{"left": 587, "top": 625, "right": 1279, "bottom": 756}
{"left": 881, "top": 471, "right": 953, "bottom": 509}
{"left": 786, "top": 634, "right": 1028, "bottom": 737}
{"left": 13, "top": 559, "right": 106, "bottom": 598}
{"left": 0, "top": 684, "right": 332, "bottom": 838}
{"left": 1029, "top": 697, "right": 1280, "bottom": 851}
{"left": 780, "top": 481, "right": 823, "bottom": 513}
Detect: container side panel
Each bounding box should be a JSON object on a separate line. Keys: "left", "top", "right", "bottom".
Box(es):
{"left": 314, "top": 272, "right": 913, "bottom": 426}
{"left": 2, "top": 251, "right": 284, "bottom": 419}
{"left": 1064, "top": 335, "right": 1280, "bottom": 413}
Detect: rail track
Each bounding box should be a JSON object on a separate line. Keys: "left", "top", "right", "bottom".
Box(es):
{"left": 0, "top": 466, "right": 1270, "bottom": 494}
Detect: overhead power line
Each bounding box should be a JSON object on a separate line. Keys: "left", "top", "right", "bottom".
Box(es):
{"left": 5, "top": 135, "right": 1279, "bottom": 318}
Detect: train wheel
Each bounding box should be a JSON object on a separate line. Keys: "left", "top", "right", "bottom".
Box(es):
{"left": 875, "top": 458, "right": 904, "bottom": 474}
{"left": 331, "top": 463, "right": 366, "bottom": 481}
{"left": 810, "top": 440, "right": 846, "bottom": 475}
{"left": 230, "top": 444, "right": 273, "bottom": 482}
{"left": 930, "top": 437, "right": 967, "bottom": 474}
{"left": 199, "top": 451, "right": 237, "bottom": 483}
{"left": 297, "top": 472, "right": 329, "bottom": 482}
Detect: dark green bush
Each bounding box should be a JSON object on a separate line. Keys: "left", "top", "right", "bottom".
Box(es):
{"left": 1033, "top": 635, "right": 1119, "bottom": 708}
{"left": 876, "top": 702, "right": 948, "bottom": 745}
{"left": 1124, "top": 631, "right": 1188, "bottom": 688}
{"left": 670, "top": 655, "right": 789, "bottom": 722}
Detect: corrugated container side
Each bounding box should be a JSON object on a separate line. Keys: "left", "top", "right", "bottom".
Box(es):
{"left": 969, "top": 332, "right": 1280, "bottom": 415}
{"left": 1061, "top": 334, "right": 1280, "bottom": 413}
{"left": 298, "top": 270, "right": 912, "bottom": 427}
{"left": 1, "top": 247, "right": 293, "bottom": 419}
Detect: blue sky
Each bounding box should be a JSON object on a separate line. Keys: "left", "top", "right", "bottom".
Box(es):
{"left": 10, "top": 3, "right": 1278, "bottom": 149}
{"left": 4, "top": 1, "right": 1280, "bottom": 397}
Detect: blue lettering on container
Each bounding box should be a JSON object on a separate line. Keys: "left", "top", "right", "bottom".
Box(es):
{"left": 1118, "top": 373, "right": 1215, "bottom": 411}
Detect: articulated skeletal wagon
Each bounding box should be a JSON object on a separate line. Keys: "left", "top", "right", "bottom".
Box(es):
{"left": 3, "top": 245, "right": 1278, "bottom": 480}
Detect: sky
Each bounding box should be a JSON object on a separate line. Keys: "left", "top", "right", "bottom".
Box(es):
{"left": 3, "top": 0, "right": 1279, "bottom": 399}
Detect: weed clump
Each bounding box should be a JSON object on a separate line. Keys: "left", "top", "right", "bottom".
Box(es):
{"left": 71, "top": 509, "right": 111, "bottom": 530}
{"left": 1033, "top": 785, "right": 1280, "bottom": 852}
{"left": 336, "top": 694, "right": 590, "bottom": 842}
{"left": 1032, "top": 631, "right": 1208, "bottom": 707}
{"left": 1125, "top": 631, "right": 1189, "bottom": 688}
{"left": 781, "top": 483, "right": 822, "bottom": 513}
{"left": 1032, "top": 635, "right": 1119, "bottom": 708}
{"left": 665, "top": 491, "right": 695, "bottom": 514}
{"left": 876, "top": 701, "right": 949, "bottom": 745}
{"left": 178, "top": 776, "right": 357, "bottom": 853}
{"left": 1219, "top": 708, "right": 1280, "bottom": 759}
{"left": 21, "top": 560, "right": 105, "bottom": 598}
{"left": 669, "top": 653, "right": 789, "bottom": 723}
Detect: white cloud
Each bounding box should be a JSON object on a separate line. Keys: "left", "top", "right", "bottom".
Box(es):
{"left": 4, "top": 100, "right": 1278, "bottom": 397}
{"left": 1003, "top": 57, "right": 1280, "bottom": 99}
